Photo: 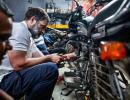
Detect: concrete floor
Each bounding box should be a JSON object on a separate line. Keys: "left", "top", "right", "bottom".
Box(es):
{"left": 53, "top": 82, "right": 76, "bottom": 100}
{"left": 52, "top": 66, "right": 77, "bottom": 100}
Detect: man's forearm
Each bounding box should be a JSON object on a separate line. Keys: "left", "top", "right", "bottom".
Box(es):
{"left": 13, "top": 55, "right": 51, "bottom": 71}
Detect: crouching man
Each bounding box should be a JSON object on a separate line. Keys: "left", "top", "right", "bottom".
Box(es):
{"left": 0, "top": 7, "right": 76, "bottom": 100}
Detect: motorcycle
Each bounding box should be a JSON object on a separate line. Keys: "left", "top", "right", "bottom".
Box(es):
{"left": 87, "top": 0, "right": 130, "bottom": 99}
{"left": 61, "top": 0, "right": 130, "bottom": 100}
{"left": 42, "top": 0, "right": 94, "bottom": 53}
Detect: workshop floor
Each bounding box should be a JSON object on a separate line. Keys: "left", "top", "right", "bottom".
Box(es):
{"left": 52, "top": 66, "right": 77, "bottom": 100}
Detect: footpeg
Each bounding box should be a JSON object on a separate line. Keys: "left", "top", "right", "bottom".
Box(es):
{"left": 64, "top": 72, "right": 76, "bottom": 77}
{"left": 65, "top": 82, "right": 83, "bottom": 90}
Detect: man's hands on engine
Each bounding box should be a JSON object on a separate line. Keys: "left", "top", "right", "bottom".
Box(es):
{"left": 60, "top": 53, "right": 77, "bottom": 61}
{"left": 48, "top": 54, "right": 62, "bottom": 63}
{"left": 48, "top": 53, "right": 77, "bottom": 64}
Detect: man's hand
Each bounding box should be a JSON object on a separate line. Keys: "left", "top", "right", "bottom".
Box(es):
{"left": 60, "top": 53, "right": 77, "bottom": 61}
{"left": 48, "top": 54, "right": 62, "bottom": 63}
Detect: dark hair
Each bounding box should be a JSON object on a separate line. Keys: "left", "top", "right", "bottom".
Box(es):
{"left": 0, "top": 0, "right": 13, "bottom": 17}
{"left": 25, "top": 7, "right": 50, "bottom": 22}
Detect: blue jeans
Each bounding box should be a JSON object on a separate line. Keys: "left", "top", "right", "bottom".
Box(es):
{"left": 0, "top": 62, "right": 59, "bottom": 100}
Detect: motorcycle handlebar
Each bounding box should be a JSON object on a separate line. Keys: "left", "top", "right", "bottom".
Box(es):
{"left": 73, "top": 0, "right": 79, "bottom": 7}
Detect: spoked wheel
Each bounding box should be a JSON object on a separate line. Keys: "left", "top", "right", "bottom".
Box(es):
{"left": 89, "top": 51, "right": 130, "bottom": 100}
{"left": 112, "top": 60, "right": 130, "bottom": 100}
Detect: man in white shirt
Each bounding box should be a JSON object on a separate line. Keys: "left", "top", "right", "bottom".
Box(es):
{"left": 0, "top": 7, "right": 76, "bottom": 100}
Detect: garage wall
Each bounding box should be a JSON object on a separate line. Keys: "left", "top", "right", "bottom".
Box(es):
{"left": 3, "top": 0, "right": 71, "bottom": 21}
{"left": 4, "top": 0, "right": 46, "bottom": 21}
{"left": 46, "top": 0, "right": 71, "bottom": 11}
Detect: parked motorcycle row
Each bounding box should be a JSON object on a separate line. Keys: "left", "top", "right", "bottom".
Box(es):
{"left": 36, "top": 0, "right": 130, "bottom": 100}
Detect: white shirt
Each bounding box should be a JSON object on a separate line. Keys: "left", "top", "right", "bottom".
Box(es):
{"left": 0, "top": 21, "right": 40, "bottom": 82}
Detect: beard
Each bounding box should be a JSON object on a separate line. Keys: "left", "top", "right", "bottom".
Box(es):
{"left": 28, "top": 23, "right": 41, "bottom": 39}
{"left": 28, "top": 28, "right": 40, "bottom": 39}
